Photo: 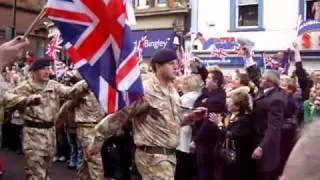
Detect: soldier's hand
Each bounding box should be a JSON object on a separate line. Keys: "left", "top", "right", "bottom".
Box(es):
{"left": 0, "top": 36, "right": 30, "bottom": 70}
{"left": 27, "top": 94, "right": 42, "bottom": 106}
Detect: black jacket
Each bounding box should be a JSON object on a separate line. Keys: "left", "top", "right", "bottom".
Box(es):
{"left": 251, "top": 87, "right": 287, "bottom": 172}
{"left": 217, "top": 113, "right": 254, "bottom": 180}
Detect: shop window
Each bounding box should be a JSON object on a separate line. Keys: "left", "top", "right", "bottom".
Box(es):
{"left": 230, "top": 0, "right": 264, "bottom": 32}
{"left": 134, "top": 0, "right": 150, "bottom": 9}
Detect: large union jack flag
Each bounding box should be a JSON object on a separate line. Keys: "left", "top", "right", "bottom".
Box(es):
{"left": 45, "top": 0, "right": 144, "bottom": 114}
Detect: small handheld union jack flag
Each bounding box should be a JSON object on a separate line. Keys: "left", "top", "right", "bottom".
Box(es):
{"left": 46, "top": 35, "right": 63, "bottom": 60}
{"left": 45, "top": 0, "right": 144, "bottom": 114}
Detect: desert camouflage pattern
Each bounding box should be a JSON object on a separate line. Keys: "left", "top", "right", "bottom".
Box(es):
{"left": 94, "top": 74, "right": 183, "bottom": 179}
{"left": 95, "top": 74, "right": 183, "bottom": 148}
{"left": 4, "top": 79, "right": 87, "bottom": 180}
{"left": 77, "top": 127, "right": 104, "bottom": 180}
{"left": 74, "top": 91, "right": 104, "bottom": 123}
{"left": 25, "top": 151, "right": 52, "bottom": 180}
{"left": 135, "top": 149, "right": 176, "bottom": 180}
{"left": 74, "top": 92, "right": 104, "bottom": 180}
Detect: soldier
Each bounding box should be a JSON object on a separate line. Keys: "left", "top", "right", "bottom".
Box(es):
{"left": 0, "top": 36, "right": 29, "bottom": 176}
{"left": 4, "top": 58, "right": 88, "bottom": 180}
{"left": 88, "top": 49, "right": 204, "bottom": 180}
{"left": 58, "top": 86, "right": 105, "bottom": 180}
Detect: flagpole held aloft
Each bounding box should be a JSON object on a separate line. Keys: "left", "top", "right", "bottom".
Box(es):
{"left": 23, "top": 8, "right": 47, "bottom": 39}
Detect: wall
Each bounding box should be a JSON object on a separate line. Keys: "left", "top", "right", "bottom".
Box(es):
{"left": 197, "top": 0, "right": 300, "bottom": 51}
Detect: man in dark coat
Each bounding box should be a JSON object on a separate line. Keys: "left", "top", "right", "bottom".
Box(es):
{"left": 251, "top": 70, "right": 287, "bottom": 180}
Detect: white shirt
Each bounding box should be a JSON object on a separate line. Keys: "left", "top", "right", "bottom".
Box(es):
{"left": 177, "top": 91, "right": 201, "bottom": 153}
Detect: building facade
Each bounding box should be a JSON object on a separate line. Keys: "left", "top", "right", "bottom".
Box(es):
{"left": 193, "top": 0, "right": 320, "bottom": 72}
{"left": 0, "top": 0, "right": 48, "bottom": 58}
{"left": 132, "top": 0, "right": 189, "bottom": 60}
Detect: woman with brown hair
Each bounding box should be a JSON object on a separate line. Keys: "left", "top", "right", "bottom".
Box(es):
{"left": 210, "top": 90, "right": 254, "bottom": 180}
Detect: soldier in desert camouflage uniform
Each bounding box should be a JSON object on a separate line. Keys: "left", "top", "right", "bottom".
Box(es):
{"left": 89, "top": 49, "right": 204, "bottom": 180}
{"left": 4, "top": 58, "right": 88, "bottom": 180}
{"left": 58, "top": 86, "right": 105, "bottom": 180}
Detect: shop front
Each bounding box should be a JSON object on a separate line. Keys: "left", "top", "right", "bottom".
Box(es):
{"left": 131, "top": 29, "right": 177, "bottom": 59}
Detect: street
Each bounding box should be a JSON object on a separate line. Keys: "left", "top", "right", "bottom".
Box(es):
{"left": 0, "top": 150, "right": 75, "bottom": 180}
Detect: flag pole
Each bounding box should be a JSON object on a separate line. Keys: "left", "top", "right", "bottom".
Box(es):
{"left": 23, "top": 8, "right": 47, "bottom": 39}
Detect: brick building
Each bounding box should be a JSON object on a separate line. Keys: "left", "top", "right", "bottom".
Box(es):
{"left": 0, "top": 0, "right": 48, "bottom": 58}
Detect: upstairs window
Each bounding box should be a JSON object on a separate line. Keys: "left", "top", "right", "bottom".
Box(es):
{"left": 237, "top": 0, "right": 259, "bottom": 27}
{"left": 230, "top": 0, "right": 264, "bottom": 31}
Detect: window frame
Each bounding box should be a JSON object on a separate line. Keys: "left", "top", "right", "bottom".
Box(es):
{"left": 229, "top": 0, "right": 264, "bottom": 32}
{"left": 299, "top": 0, "right": 317, "bottom": 21}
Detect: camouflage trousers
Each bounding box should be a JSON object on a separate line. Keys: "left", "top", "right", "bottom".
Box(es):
{"left": 24, "top": 151, "right": 53, "bottom": 180}
{"left": 135, "top": 149, "right": 176, "bottom": 180}
{"left": 23, "top": 127, "right": 56, "bottom": 180}
{"left": 77, "top": 127, "right": 104, "bottom": 180}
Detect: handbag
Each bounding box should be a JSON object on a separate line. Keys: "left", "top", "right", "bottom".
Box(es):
{"left": 218, "top": 136, "right": 237, "bottom": 165}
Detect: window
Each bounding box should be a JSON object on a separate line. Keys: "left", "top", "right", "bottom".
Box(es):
{"left": 230, "top": 0, "right": 264, "bottom": 31}
{"left": 307, "top": 0, "right": 317, "bottom": 20}
{"left": 237, "top": 0, "right": 258, "bottom": 27}
{"left": 300, "top": 0, "right": 320, "bottom": 20}
{"left": 156, "top": 0, "right": 166, "bottom": 7}
{"left": 134, "top": 0, "right": 149, "bottom": 9}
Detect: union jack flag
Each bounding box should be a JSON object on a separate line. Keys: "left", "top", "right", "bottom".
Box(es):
{"left": 46, "top": 35, "right": 63, "bottom": 60}
{"left": 211, "top": 48, "right": 227, "bottom": 58}
{"left": 263, "top": 53, "right": 281, "bottom": 70}
{"left": 45, "top": 0, "right": 144, "bottom": 114}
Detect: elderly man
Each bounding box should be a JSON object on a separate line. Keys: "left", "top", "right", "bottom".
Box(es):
{"left": 4, "top": 58, "right": 88, "bottom": 180}
{"left": 251, "top": 70, "right": 287, "bottom": 180}
{"left": 88, "top": 49, "right": 202, "bottom": 180}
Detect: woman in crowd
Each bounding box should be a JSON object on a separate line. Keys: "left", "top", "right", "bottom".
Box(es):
{"left": 192, "top": 70, "right": 226, "bottom": 180}
{"left": 210, "top": 90, "right": 254, "bottom": 180}
{"left": 175, "top": 75, "right": 202, "bottom": 180}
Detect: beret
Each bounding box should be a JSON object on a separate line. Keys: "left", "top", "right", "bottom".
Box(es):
{"left": 151, "top": 49, "right": 177, "bottom": 64}
{"left": 29, "top": 58, "right": 51, "bottom": 71}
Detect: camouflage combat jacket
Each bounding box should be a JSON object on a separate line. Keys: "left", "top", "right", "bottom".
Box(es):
{"left": 96, "top": 74, "right": 183, "bottom": 149}
{"left": 3, "top": 79, "right": 87, "bottom": 155}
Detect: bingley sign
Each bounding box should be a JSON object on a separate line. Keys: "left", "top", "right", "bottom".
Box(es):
{"left": 131, "top": 29, "right": 176, "bottom": 58}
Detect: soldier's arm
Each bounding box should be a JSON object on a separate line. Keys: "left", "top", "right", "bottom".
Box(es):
{"left": 3, "top": 91, "right": 40, "bottom": 111}
{"left": 88, "top": 98, "right": 149, "bottom": 155}
{"left": 55, "top": 80, "right": 89, "bottom": 100}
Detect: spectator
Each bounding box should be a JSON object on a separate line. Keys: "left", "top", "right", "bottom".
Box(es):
{"left": 210, "top": 90, "right": 254, "bottom": 180}
{"left": 251, "top": 70, "right": 287, "bottom": 180}
{"left": 193, "top": 70, "right": 226, "bottom": 180}
{"left": 175, "top": 75, "right": 202, "bottom": 180}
